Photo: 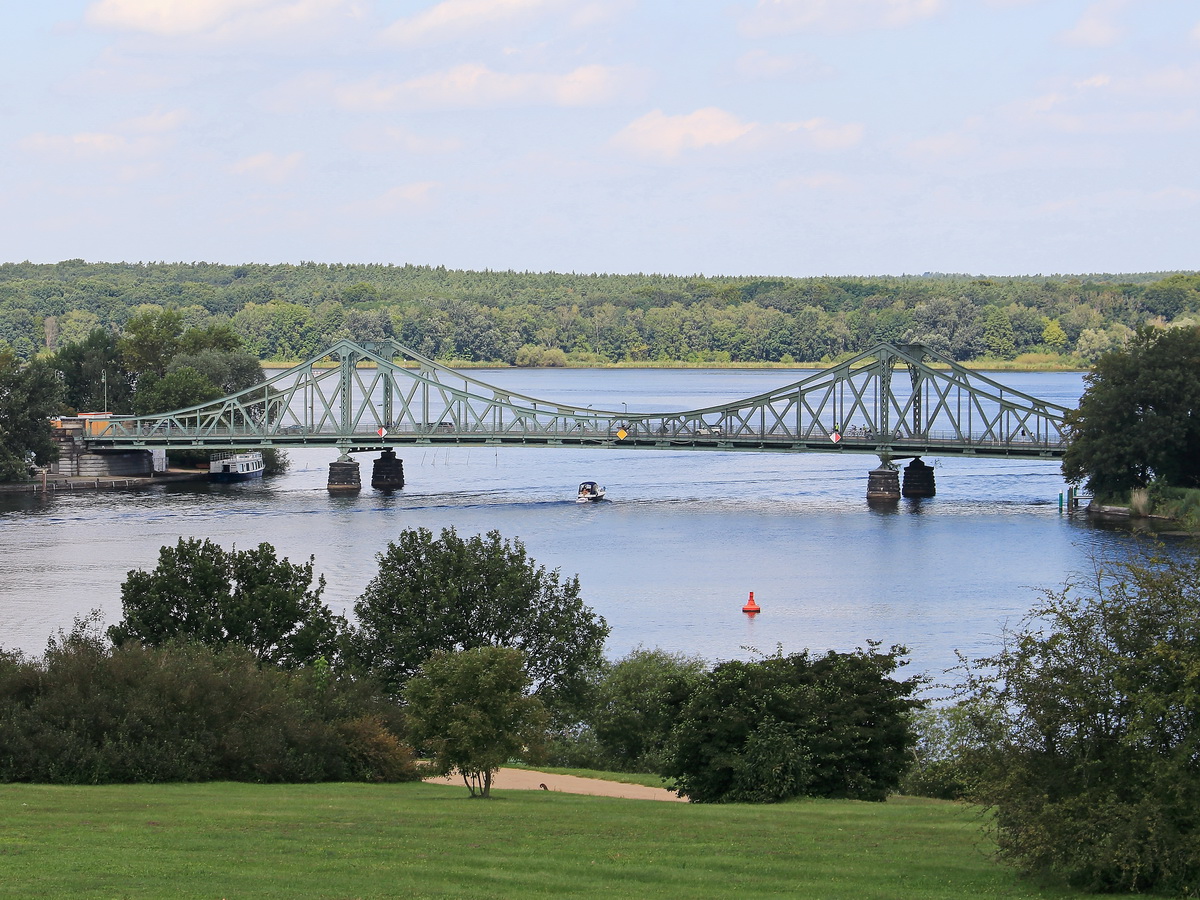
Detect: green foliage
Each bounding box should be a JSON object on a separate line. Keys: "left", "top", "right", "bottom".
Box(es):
{"left": 0, "top": 345, "right": 63, "bottom": 481}
{"left": 0, "top": 616, "right": 416, "bottom": 784}
{"left": 899, "top": 701, "right": 1003, "bottom": 800}
{"left": 587, "top": 647, "right": 707, "bottom": 772}
{"left": 131, "top": 366, "right": 222, "bottom": 415}
{"left": 167, "top": 348, "right": 264, "bottom": 395}
{"left": 350, "top": 527, "right": 609, "bottom": 715}
{"left": 661, "top": 645, "right": 922, "bottom": 803}
{"left": 110, "top": 538, "right": 344, "bottom": 669}
{"left": 49, "top": 328, "right": 133, "bottom": 414}
{"left": 1041, "top": 318, "right": 1068, "bottom": 351}
{"left": 119, "top": 307, "right": 184, "bottom": 376}
{"left": 981, "top": 306, "right": 1017, "bottom": 359}
{"left": 404, "top": 646, "right": 548, "bottom": 797}
{"left": 2, "top": 260, "right": 1193, "bottom": 366}
{"left": 1063, "top": 325, "right": 1200, "bottom": 496}
{"left": 966, "top": 549, "right": 1200, "bottom": 894}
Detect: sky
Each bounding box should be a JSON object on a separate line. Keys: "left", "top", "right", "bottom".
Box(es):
{"left": 1, "top": 1, "right": 1197, "bottom": 278}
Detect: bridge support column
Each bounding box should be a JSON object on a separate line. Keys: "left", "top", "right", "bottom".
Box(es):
{"left": 371, "top": 448, "right": 404, "bottom": 490}
{"left": 328, "top": 459, "right": 361, "bottom": 492}
{"left": 866, "top": 463, "right": 901, "bottom": 502}
{"left": 902, "top": 458, "right": 936, "bottom": 498}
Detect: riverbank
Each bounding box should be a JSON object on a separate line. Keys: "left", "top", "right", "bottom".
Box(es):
{"left": 267, "top": 356, "right": 1089, "bottom": 373}
{"left": 0, "top": 469, "right": 207, "bottom": 494}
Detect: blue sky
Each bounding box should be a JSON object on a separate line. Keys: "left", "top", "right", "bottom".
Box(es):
{"left": 1, "top": 1, "right": 1197, "bottom": 277}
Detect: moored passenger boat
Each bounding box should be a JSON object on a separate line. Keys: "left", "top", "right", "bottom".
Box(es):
{"left": 209, "top": 451, "right": 265, "bottom": 482}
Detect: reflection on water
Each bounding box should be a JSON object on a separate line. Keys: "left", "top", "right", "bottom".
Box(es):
{"left": 0, "top": 368, "right": 1162, "bottom": 688}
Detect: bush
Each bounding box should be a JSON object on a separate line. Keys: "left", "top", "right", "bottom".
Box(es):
{"left": 966, "top": 549, "right": 1200, "bottom": 894}
{"left": 899, "top": 702, "right": 1001, "bottom": 800}
{"left": 0, "top": 617, "right": 417, "bottom": 784}
{"left": 587, "top": 647, "right": 707, "bottom": 773}
{"left": 661, "top": 645, "right": 922, "bottom": 803}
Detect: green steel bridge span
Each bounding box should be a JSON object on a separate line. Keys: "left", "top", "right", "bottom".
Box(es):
{"left": 79, "top": 339, "right": 1072, "bottom": 494}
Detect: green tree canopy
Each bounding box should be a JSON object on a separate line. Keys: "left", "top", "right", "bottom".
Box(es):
{"left": 349, "top": 527, "right": 609, "bottom": 712}
{"left": 403, "top": 646, "right": 548, "bottom": 798}
{"left": 0, "top": 346, "right": 63, "bottom": 481}
{"left": 964, "top": 549, "right": 1200, "bottom": 894}
{"left": 110, "top": 538, "right": 344, "bottom": 668}
{"left": 661, "top": 645, "right": 921, "bottom": 803}
{"left": 588, "top": 647, "right": 708, "bottom": 772}
{"left": 1062, "top": 325, "right": 1200, "bottom": 496}
{"left": 119, "top": 307, "right": 184, "bottom": 377}
{"left": 132, "top": 366, "right": 222, "bottom": 416}
{"left": 50, "top": 328, "right": 133, "bottom": 414}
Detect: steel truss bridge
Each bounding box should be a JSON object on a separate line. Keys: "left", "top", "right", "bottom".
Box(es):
{"left": 80, "top": 339, "right": 1071, "bottom": 463}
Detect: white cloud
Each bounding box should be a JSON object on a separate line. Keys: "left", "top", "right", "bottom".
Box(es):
{"left": 229, "top": 151, "right": 304, "bottom": 183}
{"left": 21, "top": 132, "right": 134, "bottom": 157}
{"left": 905, "top": 130, "right": 980, "bottom": 161}
{"left": 609, "top": 108, "right": 862, "bottom": 161}
{"left": 782, "top": 118, "right": 864, "bottom": 151}
{"left": 335, "top": 63, "right": 633, "bottom": 110}
{"left": 376, "top": 182, "right": 440, "bottom": 210}
{"left": 738, "top": 0, "right": 943, "bottom": 37}
{"left": 124, "top": 109, "right": 189, "bottom": 133}
{"left": 1059, "top": 0, "right": 1129, "bottom": 48}
{"left": 383, "top": 0, "right": 565, "bottom": 44}
{"left": 610, "top": 108, "right": 757, "bottom": 160}
{"left": 736, "top": 49, "right": 797, "bottom": 80}
{"left": 379, "top": 128, "right": 463, "bottom": 155}
{"left": 85, "top": 0, "right": 361, "bottom": 39}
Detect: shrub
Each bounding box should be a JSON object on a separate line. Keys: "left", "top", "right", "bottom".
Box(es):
{"left": 967, "top": 549, "right": 1200, "bottom": 894}
{"left": 0, "top": 617, "right": 417, "bottom": 784}
{"left": 661, "top": 645, "right": 922, "bottom": 803}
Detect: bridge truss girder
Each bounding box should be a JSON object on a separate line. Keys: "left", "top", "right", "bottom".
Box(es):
{"left": 83, "top": 340, "right": 1071, "bottom": 460}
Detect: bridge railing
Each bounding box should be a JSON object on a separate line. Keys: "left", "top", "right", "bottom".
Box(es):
{"left": 80, "top": 339, "right": 1073, "bottom": 458}
{"left": 87, "top": 417, "right": 1067, "bottom": 452}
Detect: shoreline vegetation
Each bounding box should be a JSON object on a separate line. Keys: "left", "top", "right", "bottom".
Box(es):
{"left": 3, "top": 261, "right": 1196, "bottom": 370}
{"left": 268, "top": 353, "right": 1089, "bottom": 372}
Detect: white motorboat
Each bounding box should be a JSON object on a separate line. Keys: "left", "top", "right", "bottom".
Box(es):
{"left": 209, "top": 451, "right": 265, "bottom": 482}
{"left": 576, "top": 481, "right": 606, "bottom": 502}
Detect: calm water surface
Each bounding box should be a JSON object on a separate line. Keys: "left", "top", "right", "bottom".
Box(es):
{"left": 0, "top": 368, "right": 1148, "bottom": 686}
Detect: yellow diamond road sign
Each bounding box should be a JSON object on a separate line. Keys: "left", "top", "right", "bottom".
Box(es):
{"left": 616, "top": 428, "right": 628, "bottom": 440}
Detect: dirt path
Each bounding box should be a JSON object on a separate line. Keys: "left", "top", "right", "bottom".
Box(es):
{"left": 426, "top": 768, "right": 686, "bottom": 802}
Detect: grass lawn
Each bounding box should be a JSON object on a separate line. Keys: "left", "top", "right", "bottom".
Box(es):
{"left": 0, "top": 781, "right": 1095, "bottom": 899}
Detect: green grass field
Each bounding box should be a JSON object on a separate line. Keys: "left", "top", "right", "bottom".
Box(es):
{"left": 0, "top": 781, "right": 1096, "bottom": 899}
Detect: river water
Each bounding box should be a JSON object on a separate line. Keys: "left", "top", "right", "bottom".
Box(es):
{"left": 0, "top": 367, "right": 1147, "bottom": 687}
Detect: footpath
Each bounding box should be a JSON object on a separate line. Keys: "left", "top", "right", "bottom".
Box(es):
{"left": 426, "top": 768, "right": 686, "bottom": 802}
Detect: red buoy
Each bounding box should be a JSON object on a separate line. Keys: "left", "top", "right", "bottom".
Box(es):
{"left": 742, "top": 591, "right": 760, "bottom": 615}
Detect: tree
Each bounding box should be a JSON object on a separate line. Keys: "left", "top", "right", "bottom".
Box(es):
{"left": 403, "top": 646, "right": 548, "bottom": 798}
{"left": 132, "top": 366, "right": 222, "bottom": 416}
{"left": 981, "top": 306, "right": 1017, "bottom": 359}
{"left": 0, "top": 346, "right": 63, "bottom": 481}
{"left": 588, "top": 647, "right": 707, "bottom": 772}
{"left": 110, "top": 538, "right": 343, "bottom": 668}
{"left": 119, "top": 307, "right": 184, "bottom": 377}
{"left": 50, "top": 328, "right": 133, "bottom": 414}
{"left": 1062, "top": 325, "right": 1200, "bottom": 497}
{"left": 661, "top": 645, "right": 921, "bottom": 803}
{"left": 964, "top": 549, "right": 1200, "bottom": 894}
{"left": 349, "top": 527, "right": 609, "bottom": 712}
{"left": 1041, "top": 318, "right": 1068, "bottom": 352}
{"left": 167, "top": 349, "right": 264, "bottom": 395}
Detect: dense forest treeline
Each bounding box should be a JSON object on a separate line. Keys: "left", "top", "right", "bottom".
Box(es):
{"left": 1, "top": 260, "right": 1198, "bottom": 365}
